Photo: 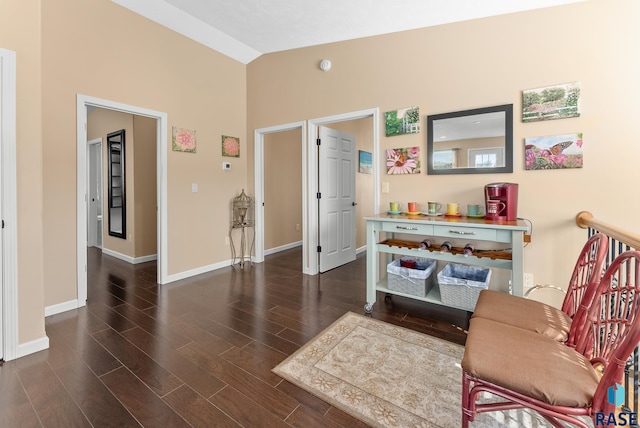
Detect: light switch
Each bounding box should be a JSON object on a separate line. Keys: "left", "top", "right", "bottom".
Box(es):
{"left": 381, "top": 182, "right": 390, "bottom": 194}
{"left": 192, "top": 183, "right": 198, "bottom": 192}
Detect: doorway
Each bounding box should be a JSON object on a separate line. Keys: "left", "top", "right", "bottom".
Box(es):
{"left": 76, "top": 94, "right": 168, "bottom": 308}
{"left": 87, "top": 138, "right": 103, "bottom": 249}
{"left": 254, "top": 108, "right": 380, "bottom": 275}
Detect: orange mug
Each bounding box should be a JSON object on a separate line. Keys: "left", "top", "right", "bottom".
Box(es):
{"left": 487, "top": 200, "right": 506, "bottom": 216}
{"left": 407, "top": 202, "right": 418, "bottom": 213}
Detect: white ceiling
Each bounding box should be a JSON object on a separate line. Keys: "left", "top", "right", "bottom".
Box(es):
{"left": 111, "top": 0, "right": 585, "bottom": 64}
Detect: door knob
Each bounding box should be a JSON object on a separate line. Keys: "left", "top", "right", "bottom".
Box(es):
{"left": 352, "top": 202, "right": 358, "bottom": 206}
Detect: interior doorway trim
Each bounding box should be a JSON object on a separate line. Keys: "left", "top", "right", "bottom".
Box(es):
{"left": 253, "top": 121, "right": 306, "bottom": 268}
{"left": 307, "top": 108, "right": 380, "bottom": 275}
{"left": 76, "top": 94, "right": 168, "bottom": 307}
{"left": 0, "top": 48, "right": 18, "bottom": 360}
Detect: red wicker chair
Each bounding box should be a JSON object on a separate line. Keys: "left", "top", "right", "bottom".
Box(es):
{"left": 472, "top": 233, "right": 608, "bottom": 345}
{"left": 462, "top": 250, "right": 640, "bottom": 427}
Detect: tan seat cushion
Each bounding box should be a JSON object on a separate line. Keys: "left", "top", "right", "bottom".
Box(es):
{"left": 472, "top": 289, "right": 572, "bottom": 342}
{"left": 462, "top": 317, "right": 599, "bottom": 407}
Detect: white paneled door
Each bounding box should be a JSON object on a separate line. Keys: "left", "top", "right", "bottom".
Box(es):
{"left": 318, "top": 126, "right": 356, "bottom": 273}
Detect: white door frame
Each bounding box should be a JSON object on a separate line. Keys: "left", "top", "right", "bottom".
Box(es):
{"left": 0, "top": 48, "right": 18, "bottom": 361}
{"left": 77, "top": 94, "right": 168, "bottom": 307}
{"left": 307, "top": 108, "right": 380, "bottom": 275}
{"left": 253, "top": 121, "right": 306, "bottom": 268}
{"left": 87, "top": 138, "right": 102, "bottom": 248}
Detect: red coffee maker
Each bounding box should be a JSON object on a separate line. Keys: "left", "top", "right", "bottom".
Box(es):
{"left": 484, "top": 183, "right": 519, "bottom": 221}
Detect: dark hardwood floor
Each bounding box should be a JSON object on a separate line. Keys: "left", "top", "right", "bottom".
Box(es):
{"left": 0, "top": 247, "right": 468, "bottom": 427}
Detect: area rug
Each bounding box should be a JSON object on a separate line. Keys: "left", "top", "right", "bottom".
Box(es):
{"left": 273, "top": 312, "right": 558, "bottom": 428}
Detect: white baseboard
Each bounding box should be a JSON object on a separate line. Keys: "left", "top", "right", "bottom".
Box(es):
{"left": 264, "top": 240, "right": 302, "bottom": 256}
{"left": 102, "top": 248, "right": 157, "bottom": 264}
{"left": 165, "top": 258, "right": 238, "bottom": 284}
{"left": 16, "top": 335, "right": 50, "bottom": 359}
{"left": 357, "top": 245, "right": 366, "bottom": 255}
{"left": 45, "top": 299, "right": 80, "bottom": 317}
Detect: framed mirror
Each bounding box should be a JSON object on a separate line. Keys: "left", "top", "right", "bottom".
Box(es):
{"left": 107, "top": 129, "right": 126, "bottom": 239}
{"left": 427, "top": 104, "right": 513, "bottom": 175}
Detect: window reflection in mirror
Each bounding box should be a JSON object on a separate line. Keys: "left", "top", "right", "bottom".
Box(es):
{"left": 427, "top": 104, "right": 513, "bottom": 175}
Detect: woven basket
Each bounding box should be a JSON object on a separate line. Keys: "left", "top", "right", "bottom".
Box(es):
{"left": 437, "top": 263, "right": 491, "bottom": 311}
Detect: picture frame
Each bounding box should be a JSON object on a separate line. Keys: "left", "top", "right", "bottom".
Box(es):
{"left": 172, "top": 127, "right": 196, "bottom": 153}
{"left": 358, "top": 150, "right": 372, "bottom": 174}
{"left": 524, "top": 133, "right": 583, "bottom": 170}
{"left": 222, "top": 135, "right": 240, "bottom": 157}
{"left": 386, "top": 147, "right": 421, "bottom": 175}
{"left": 522, "top": 82, "right": 580, "bottom": 123}
{"left": 385, "top": 106, "right": 420, "bottom": 136}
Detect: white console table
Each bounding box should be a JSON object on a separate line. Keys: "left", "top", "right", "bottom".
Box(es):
{"left": 364, "top": 214, "right": 529, "bottom": 313}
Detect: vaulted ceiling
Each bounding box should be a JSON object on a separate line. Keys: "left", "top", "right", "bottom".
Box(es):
{"left": 112, "top": 0, "right": 586, "bottom": 64}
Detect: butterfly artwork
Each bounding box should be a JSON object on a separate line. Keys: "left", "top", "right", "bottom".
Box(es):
{"left": 524, "top": 133, "right": 583, "bottom": 170}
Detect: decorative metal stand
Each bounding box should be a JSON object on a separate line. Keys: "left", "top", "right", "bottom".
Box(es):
{"left": 229, "top": 189, "right": 255, "bottom": 268}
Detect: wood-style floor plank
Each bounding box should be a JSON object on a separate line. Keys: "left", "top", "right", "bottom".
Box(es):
{"left": 0, "top": 247, "right": 467, "bottom": 427}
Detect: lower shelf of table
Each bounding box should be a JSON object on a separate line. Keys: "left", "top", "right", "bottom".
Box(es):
{"left": 371, "top": 278, "right": 445, "bottom": 306}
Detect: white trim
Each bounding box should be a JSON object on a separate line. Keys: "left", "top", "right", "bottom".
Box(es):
{"left": 110, "top": 0, "right": 261, "bottom": 64}
{"left": 165, "top": 259, "right": 234, "bottom": 283}
{"left": 45, "top": 299, "right": 79, "bottom": 317}
{"left": 101, "top": 248, "right": 157, "bottom": 264}
{"left": 356, "top": 245, "right": 367, "bottom": 255}
{"left": 0, "top": 48, "right": 19, "bottom": 361}
{"left": 77, "top": 94, "right": 168, "bottom": 314}
{"left": 307, "top": 108, "right": 380, "bottom": 275}
{"left": 16, "top": 336, "right": 49, "bottom": 359}
{"left": 253, "top": 121, "right": 306, "bottom": 268}
{"left": 264, "top": 240, "right": 302, "bottom": 256}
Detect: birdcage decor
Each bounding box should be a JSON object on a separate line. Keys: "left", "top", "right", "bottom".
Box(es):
{"left": 229, "top": 189, "right": 255, "bottom": 268}
{"left": 232, "top": 189, "right": 253, "bottom": 226}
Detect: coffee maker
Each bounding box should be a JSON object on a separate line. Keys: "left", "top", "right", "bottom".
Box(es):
{"left": 484, "top": 182, "right": 519, "bottom": 221}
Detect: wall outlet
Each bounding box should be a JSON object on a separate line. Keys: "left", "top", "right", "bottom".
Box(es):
{"left": 225, "top": 236, "right": 230, "bottom": 245}
{"left": 296, "top": 223, "right": 300, "bottom": 231}
{"left": 524, "top": 273, "right": 534, "bottom": 290}
{"left": 381, "top": 182, "right": 390, "bottom": 194}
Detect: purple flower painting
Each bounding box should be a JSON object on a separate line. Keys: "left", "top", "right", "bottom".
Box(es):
{"left": 386, "top": 147, "right": 421, "bottom": 174}
{"left": 525, "top": 133, "right": 583, "bottom": 170}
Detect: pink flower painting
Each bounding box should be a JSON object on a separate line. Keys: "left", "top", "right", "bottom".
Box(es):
{"left": 172, "top": 127, "right": 196, "bottom": 153}
{"left": 524, "top": 133, "right": 583, "bottom": 170}
{"left": 222, "top": 135, "right": 240, "bottom": 157}
{"left": 386, "top": 147, "right": 421, "bottom": 175}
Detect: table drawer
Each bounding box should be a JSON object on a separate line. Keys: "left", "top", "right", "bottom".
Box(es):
{"left": 382, "top": 222, "right": 434, "bottom": 235}
{"left": 433, "top": 225, "right": 497, "bottom": 241}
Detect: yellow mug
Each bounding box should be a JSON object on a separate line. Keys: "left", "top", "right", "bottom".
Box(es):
{"left": 447, "top": 203, "right": 460, "bottom": 215}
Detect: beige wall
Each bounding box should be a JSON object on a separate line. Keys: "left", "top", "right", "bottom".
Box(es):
{"left": 264, "top": 129, "right": 303, "bottom": 250}
{"left": 133, "top": 115, "right": 157, "bottom": 257}
{"left": 1, "top": 0, "right": 46, "bottom": 344}
{"left": 41, "top": 0, "right": 247, "bottom": 307}
{"left": 248, "top": 0, "right": 640, "bottom": 290}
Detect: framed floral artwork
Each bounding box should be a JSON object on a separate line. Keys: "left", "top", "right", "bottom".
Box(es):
{"left": 524, "top": 133, "right": 583, "bottom": 170}
{"left": 522, "top": 82, "right": 580, "bottom": 123}
{"left": 222, "top": 135, "right": 240, "bottom": 157}
{"left": 172, "top": 127, "right": 196, "bottom": 153}
{"left": 386, "top": 147, "right": 420, "bottom": 174}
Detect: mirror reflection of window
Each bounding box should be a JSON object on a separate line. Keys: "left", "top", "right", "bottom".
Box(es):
{"left": 434, "top": 149, "right": 456, "bottom": 169}
{"left": 468, "top": 147, "right": 504, "bottom": 168}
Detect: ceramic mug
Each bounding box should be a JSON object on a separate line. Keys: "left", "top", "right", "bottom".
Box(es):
{"left": 427, "top": 201, "right": 442, "bottom": 214}
{"left": 467, "top": 204, "right": 481, "bottom": 216}
{"left": 389, "top": 201, "right": 399, "bottom": 212}
{"left": 447, "top": 203, "right": 460, "bottom": 215}
{"left": 487, "top": 200, "right": 506, "bottom": 216}
{"left": 407, "top": 202, "right": 418, "bottom": 213}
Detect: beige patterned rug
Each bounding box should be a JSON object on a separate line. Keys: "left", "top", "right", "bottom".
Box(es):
{"left": 273, "top": 312, "right": 557, "bottom": 428}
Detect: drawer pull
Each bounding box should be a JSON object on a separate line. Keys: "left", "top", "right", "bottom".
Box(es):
{"left": 449, "top": 230, "right": 476, "bottom": 235}
{"left": 396, "top": 226, "right": 418, "bottom": 231}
